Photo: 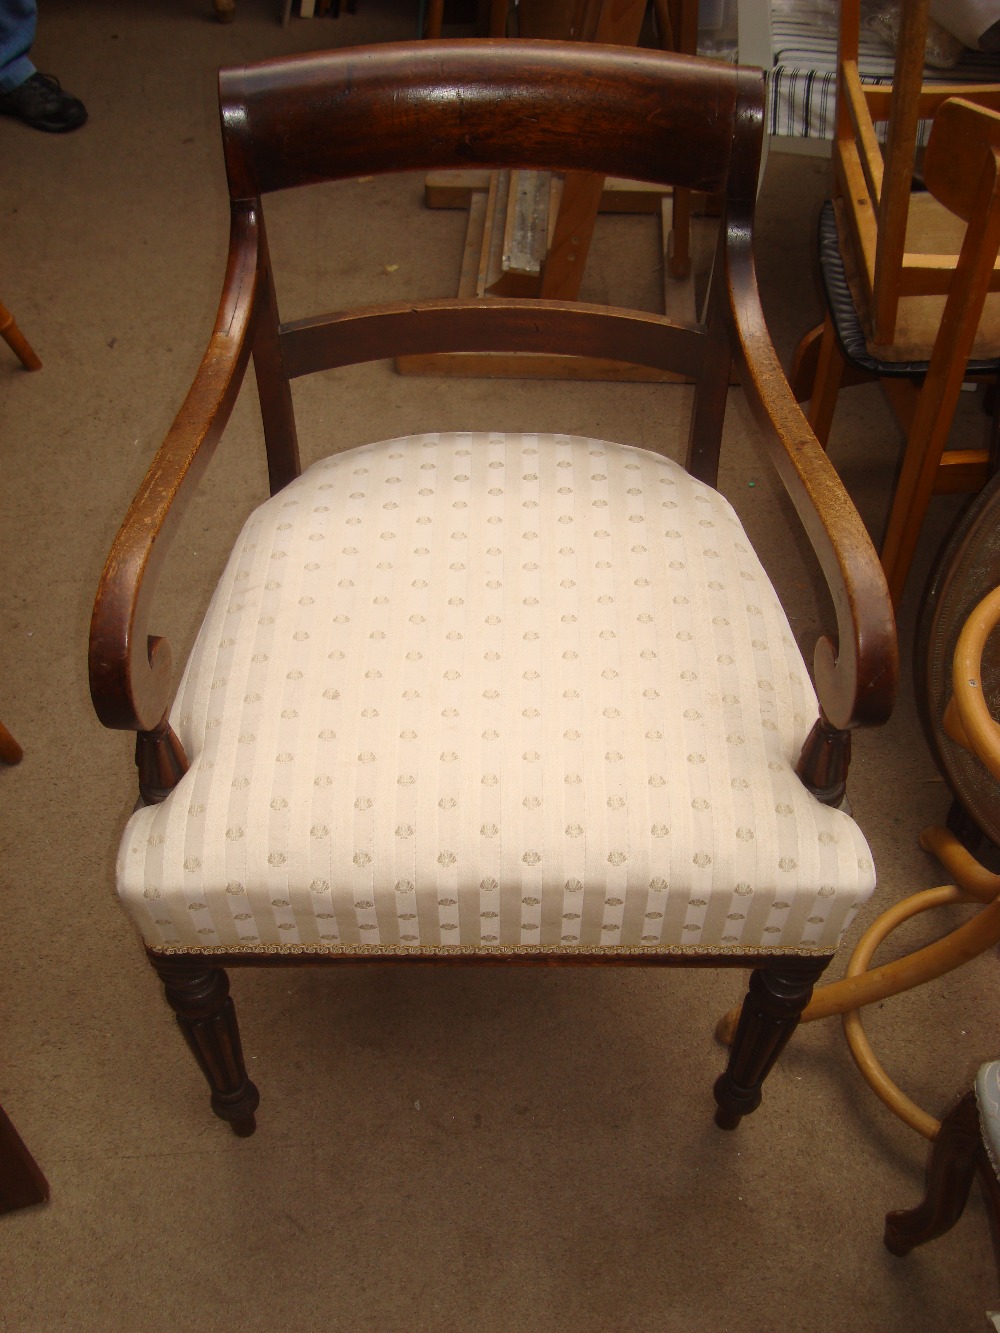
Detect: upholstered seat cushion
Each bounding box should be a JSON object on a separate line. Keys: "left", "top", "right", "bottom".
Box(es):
{"left": 117, "top": 432, "right": 875, "bottom": 957}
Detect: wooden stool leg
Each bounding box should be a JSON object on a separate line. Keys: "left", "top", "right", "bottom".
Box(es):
{"left": 714, "top": 956, "right": 829, "bottom": 1130}
{"left": 425, "top": 0, "right": 445, "bottom": 37}
{"left": 0, "top": 301, "right": 41, "bottom": 372}
{"left": 150, "top": 955, "right": 260, "bottom": 1136}
{"left": 0, "top": 1101, "right": 49, "bottom": 1214}
{"left": 806, "top": 316, "right": 846, "bottom": 447}
{"left": 667, "top": 186, "right": 692, "bottom": 281}
{"left": 789, "top": 322, "right": 824, "bottom": 401}
{"left": 884, "top": 1090, "right": 981, "bottom": 1255}
{"left": 0, "top": 719, "right": 23, "bottom": 765}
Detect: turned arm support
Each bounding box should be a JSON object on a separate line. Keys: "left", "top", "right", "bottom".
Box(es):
{"left": 723, "top": 212, "right": 898, "bottom": 735}
{"left": 88, "top": 206, "right": 260, "bottom": 735}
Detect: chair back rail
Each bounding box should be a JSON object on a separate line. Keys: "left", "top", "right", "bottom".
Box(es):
{"left": 277, "top": 300, "right": 707, "bottom": 380}
{"left": 220, "top": 41, "right": 745, "bottom": 200}
{"left": 925, "top": 97, "right": 1000, "bottom": 224}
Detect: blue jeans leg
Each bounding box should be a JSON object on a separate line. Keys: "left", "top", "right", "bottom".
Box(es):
{"left": 0, "top": 0, "right": 37, "bottom": 95}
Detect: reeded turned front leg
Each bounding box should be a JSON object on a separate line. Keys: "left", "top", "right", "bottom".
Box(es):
{"left": 714, "top": 956, "right": 830, "bottom": 1130}
{"left": 150, "top": 954, "right": 259, "bottom": 1136}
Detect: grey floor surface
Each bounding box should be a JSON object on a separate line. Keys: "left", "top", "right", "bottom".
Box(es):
{"left": 1, "top": 2, "right": 998, "bottom": 1330}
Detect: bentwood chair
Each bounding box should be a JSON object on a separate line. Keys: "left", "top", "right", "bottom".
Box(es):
{"left": 88, "top": 40, "right": 897, "bottom": 1138}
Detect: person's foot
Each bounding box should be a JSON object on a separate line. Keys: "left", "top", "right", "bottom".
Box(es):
{"left": 0, "top": 73, "right": 87, "bottom": 133}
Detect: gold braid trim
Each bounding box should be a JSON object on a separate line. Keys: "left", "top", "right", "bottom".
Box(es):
{"left": 147, "top": 940, "right": 831, "bottom": 959}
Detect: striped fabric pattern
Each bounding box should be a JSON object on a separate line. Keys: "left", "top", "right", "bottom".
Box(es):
{"left": 117, "top": 433, "right": 875, "bottom": 957}
{"left": 768, "top": 12, "right": 1000, "bottom": 139}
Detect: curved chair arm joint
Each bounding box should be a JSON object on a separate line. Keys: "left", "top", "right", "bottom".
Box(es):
{"left": 723, "top": 218, "right": 898, "bottom": 732}
{"left": 89, "top": 205, "right": 261, "bottom": 734}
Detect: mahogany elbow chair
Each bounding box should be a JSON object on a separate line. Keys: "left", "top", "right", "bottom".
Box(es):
{"left": 88, "top": 40, "right": 897, "bottom": 1138}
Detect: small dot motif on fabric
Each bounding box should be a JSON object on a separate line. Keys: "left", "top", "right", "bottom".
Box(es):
{"left": 117, "top": 431, "right": 875, "bottom": 957}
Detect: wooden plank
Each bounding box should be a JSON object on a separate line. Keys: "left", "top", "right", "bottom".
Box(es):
{"left": 502, "top": 170, "right": 550, "bottom": 280}
{"left": 540, "top": 172, "right": 607, "bottom": 299}
{"left": 425, "top": 171, "right": 670, "bottom": 214}
{"left": 538, "top": 0, "right": 650, "bottom": 300}
{"left": 896, "top": 255, "right": 1000, "bottom": 293}
{"left": 667, "top": 189, "right": 692, "bottom": 281}
{"left": 517, "top": 0, "right": 590, "bottom": 37}
{"left": 872, "top": 0, "right": 933, "bottom": 346}
{"left": 477, "top": 170, "right": 508, "bottom": 296}
{"left": 456, "top": 191, "right": 489, "bottom": 299}
{"left": 425, "top": 0, "right": 445, "bottom": 36}
{"left": 396, "top": 205, "right": 718, "bottom": 382}
{"left": 834, "top": 152, "right": 879, "bottom": 309}
{"left": 661, "top": 198, "right": 698, "bottom": 316}
{"left": 600, "top": 180, "right": 671, "bottom": 214}
{"left": 864, "top": 84, "right": 1000, "bottom": 122}
{"left": 932, "top": 451, "right": 991, "bottom": 493}
{"left": 842, "top": 61, "right": 884, "bottom": 205}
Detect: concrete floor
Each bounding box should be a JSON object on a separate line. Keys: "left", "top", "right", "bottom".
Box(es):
{"left": 0, "top": 2, "right": 997, "bottom": 1329}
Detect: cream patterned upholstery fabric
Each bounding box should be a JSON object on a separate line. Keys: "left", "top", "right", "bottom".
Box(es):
{"left": 117, "top": 432, "right": 875, "bottom": 957}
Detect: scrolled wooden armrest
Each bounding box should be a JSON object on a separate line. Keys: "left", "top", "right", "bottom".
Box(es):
{"left": 724, "top": 215, "right": 898, "bottom": 732}
{"left": 89, "top": 207, "right": 260, "bottom": 734}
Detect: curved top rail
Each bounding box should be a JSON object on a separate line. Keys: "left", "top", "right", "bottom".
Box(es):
{"left": 219, "top": 40, "right": 754, "bottom": 200}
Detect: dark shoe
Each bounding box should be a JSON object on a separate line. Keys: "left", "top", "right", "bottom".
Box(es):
{"left": 0, "top": 73, "right": 87, "bottom": 133}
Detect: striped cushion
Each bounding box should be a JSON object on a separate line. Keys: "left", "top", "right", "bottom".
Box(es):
{"left": 117, "top": 433, "right": 875, "bottom": 957}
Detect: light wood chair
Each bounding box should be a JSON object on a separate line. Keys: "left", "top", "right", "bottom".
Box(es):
{"left": 794, "top": 0, "right": 1000, "bottom": 606}
{"left": 89, "top": 40, "right": 897, "bottom": 1138}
